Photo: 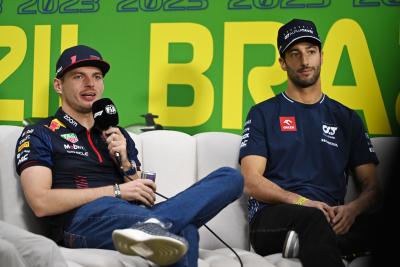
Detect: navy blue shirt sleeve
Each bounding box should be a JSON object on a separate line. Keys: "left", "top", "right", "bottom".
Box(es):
{"left": 15, "top": 126, "right": 53, "bottom": 175}
{"left": 348, "top": 112, "right": 379, "bottom": 169}
{"left": 239, "top": 106, "right": 268, "bottom": 163}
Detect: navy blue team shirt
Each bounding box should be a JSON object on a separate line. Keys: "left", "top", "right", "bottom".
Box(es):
{"left": 15, "top": 108, "right": 141, "bottom": 241}
{"left": 239, "top": 92, "right": 378, "bottom": 222}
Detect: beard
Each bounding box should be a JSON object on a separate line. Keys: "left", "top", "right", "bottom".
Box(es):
{"left": 286, "top": 64, "right": 321, "bottom": 88}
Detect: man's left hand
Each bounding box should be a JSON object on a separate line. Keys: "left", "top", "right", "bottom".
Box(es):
{"left": 331, "top": 204, "right": 357, "bottom": 235}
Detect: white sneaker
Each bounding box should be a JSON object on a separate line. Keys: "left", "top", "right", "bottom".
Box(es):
{"left": 282, "top": 230, "right": 299, "bottom": 258}
{"left": 112, "top": 221, "right": 188, "bottom": 266}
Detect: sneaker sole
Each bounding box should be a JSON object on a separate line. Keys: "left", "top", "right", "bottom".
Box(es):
{"left": 283, "top": 230, "right": 297, "bottom": 258}
{"left": 112, "top": 229, "right": 188, "bottom": 265}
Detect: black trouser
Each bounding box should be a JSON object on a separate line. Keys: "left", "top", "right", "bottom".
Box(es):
{"left": 250, "top": 204, "right": 377, "bottom": 267}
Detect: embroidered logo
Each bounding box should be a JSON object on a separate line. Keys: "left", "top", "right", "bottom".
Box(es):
{"left": 61, "top": 133, "right": 79, "bottom": 144}
{"left": 280, "top": 116, "right": 297, "bottom": 132}
{"left": 17, "top": 141, "right": 30, "bottom": 152}
{"left": 322, "top": 124, "right": 338, "bottom": 136}
{"left": 46, "top": 119, "right": 66, "bottom": 132}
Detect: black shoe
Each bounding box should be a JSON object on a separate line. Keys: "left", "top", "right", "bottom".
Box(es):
{"left": 283, "top": 230, "right": 299, "bottom": 258}
{"left": 112, "top": 221, "right": 188, "bottom": 265}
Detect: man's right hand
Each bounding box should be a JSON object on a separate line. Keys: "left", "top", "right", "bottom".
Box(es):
{"left": 303, "top": 199, "right": 335, "bottom": 223}
{"left": 119, "top": 179, "right": 156, "bottom": 206}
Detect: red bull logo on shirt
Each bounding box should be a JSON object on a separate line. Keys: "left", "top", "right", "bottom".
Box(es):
{"left": 46, "top": 119, "right": 66, "bottom": 132}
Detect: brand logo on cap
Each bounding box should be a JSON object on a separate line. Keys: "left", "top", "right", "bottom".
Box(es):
{"left": 56, "top": 66, "right": 63, "bottom": 75}
{"left": 70, "top": 55, "right": 77, "bottom": 64}
{"left": 284, "top": 26, "right": 314, "bottom": 40}
{"left": 280, "top": 116, "right": 297, "bottom": 132}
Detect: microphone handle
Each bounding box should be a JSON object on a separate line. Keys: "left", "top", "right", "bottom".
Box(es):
{"left": 115, "top": 151, "right": 122, "bottom": 168}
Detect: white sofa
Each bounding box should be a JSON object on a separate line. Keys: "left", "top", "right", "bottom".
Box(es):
{"left": 0, "top": 125, "right": 397, "bottom": 267}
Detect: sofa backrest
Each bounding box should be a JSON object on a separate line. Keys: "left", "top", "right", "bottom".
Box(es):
{"left": 137, "top": 130, "right": 198, "bottom": 199}
{"left": 195, "top": 132, "right": 249, "bottom": 250}
{"left": 344, "top": 137, "right": 399, "bottom": 203}
{"left": 131, "top": 130, "right": 249, "bottom": 250}
{"left": 1, "top": 125, "right": 398, "bottom": 252}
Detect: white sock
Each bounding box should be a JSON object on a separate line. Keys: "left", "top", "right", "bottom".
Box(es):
{"left": 144, "top": 218, "right": 162, "bottom": 225}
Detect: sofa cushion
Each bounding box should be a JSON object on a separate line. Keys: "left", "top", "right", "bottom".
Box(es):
{"left": 139, "top": 130, "right": 197, "bottom": 201}
{"left": 60, "top": 247, "right": 149, "bottom": 267}
{"left": 195, "top": 132, "right": 249, "bottom": 251}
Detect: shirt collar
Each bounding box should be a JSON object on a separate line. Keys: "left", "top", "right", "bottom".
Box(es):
{"left": 281, "top": 92, "right": 326, "bottom": 105}
{"left": 55, "top": 108, "right": 86, "bottom": 133}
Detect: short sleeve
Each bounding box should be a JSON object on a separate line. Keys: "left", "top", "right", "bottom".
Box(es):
{"left": 15, "top": 126, "right": 53, "bottom": 175}
{"left": 239, "top": 106, "right": 268, "bottom": 163}
{"left": 348, "top": 112, "right": 379, "bottom": 168}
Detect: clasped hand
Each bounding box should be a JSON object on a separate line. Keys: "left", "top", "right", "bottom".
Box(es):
{"left": 304, "top": 199, "right": 356, "bottom": 235}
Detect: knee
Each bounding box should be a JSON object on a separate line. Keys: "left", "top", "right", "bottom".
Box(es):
{"left": 217, "top": 167, "right": 244, "bottom": 194}
{"left": 304, "top": 207, "right": 328, "bottom": 224}
{"left": 296, "top": 207, "right": 333, "bottom": 234}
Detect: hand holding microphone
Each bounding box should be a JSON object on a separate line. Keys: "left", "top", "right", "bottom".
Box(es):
{"left": 92, "top": 98, "right": 126, "bottom": 167}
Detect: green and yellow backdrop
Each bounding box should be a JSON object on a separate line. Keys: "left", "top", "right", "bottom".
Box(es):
{"left": 0, "top": 0, "right": 399, "bottom": 136}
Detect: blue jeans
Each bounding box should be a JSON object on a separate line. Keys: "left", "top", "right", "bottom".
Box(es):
{"left": 63, "top": 167, "right": 243, "bottom": 267}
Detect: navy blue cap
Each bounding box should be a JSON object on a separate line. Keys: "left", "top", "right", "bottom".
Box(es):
{"left": 56, "top": 45, "right": 110, "bottom": 78}
{"left": 277, "top": 19, "right": 321, "bottom": 56}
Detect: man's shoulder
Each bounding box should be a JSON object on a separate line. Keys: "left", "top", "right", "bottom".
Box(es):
{"left": 20, "top": 116, "right": 58, "bottom": 137}
{"left": 252, "top": 94, "right": 281, "bottom": 110}
{"left": 323, "top": 95, "right": 355, "bottom": 116}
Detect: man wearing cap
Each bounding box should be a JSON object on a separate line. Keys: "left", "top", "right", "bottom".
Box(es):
{"left": 239, "top": 19, "right": 379, "bottom": 267}
{"left": 15, "top": 45, "right": 243, "bottom": 267}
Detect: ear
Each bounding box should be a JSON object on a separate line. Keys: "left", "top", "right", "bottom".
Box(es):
{"left": 279, "top": 57, "right": 287, "bottom": 71}
{"left": 53, "top": 78, "right": 62, "bottom": 95}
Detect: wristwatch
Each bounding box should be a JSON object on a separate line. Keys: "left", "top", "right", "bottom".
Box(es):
{"left": 122, "top": 161, "right": 137, "bottom": 177}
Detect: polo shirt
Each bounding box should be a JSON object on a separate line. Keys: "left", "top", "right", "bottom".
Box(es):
{"left": 239, "top": 93, "right": 378, "bottom": 222}
{"left": 15, "top": 108, "right": 140, "bottom": 241}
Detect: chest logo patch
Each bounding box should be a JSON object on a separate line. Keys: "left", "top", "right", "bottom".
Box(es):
{"left": 280, "top": 116, "right": 297, "bottom": 132}
{"left": 322, "top": 124, "right": 338, "bottom": 137}
{"left": 46, "top": 119, "right": 66, "bottom": 132}
{"left": 61, "top": 133, "right": 79, "bottom": 144}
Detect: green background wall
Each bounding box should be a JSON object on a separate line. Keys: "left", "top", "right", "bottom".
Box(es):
{"left": 1, "top": 0, "right": 399, "bottom": 136}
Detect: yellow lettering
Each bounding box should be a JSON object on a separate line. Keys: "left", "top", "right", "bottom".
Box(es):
{"left": 32, "top": 25, "right": 51, "bottom": 118}
{"left": 322, "top": 19, "right": 391, "bottom": 134}
{"left": 0, "top": 26, "right": 26, "bottom": 122}
{"left": 149, "top": 23, "right": 213, "bottom": 127}
{"left": 222, "top": 22, "right": 286, "bottom": 129}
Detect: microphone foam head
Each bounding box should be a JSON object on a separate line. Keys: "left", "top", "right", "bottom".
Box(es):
{"left": 92, "top": 98, "right": 119, "bottom": 130}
